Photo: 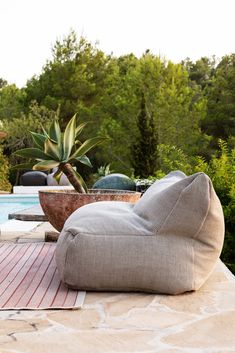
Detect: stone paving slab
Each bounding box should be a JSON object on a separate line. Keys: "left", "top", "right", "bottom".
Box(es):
{"left": 0, "top": 259, "right": 234, "bottom": 352}
{"left": 0, "top": 222, "right": 234, "bottom": 352}
{"left": 0, "top": 221, "right": 56, "bottom": 243}
{"left": 0, "top": 220, "right": 43, "bottom": 241}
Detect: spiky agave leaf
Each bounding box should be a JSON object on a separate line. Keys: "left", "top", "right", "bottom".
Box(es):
{"left": 40, "top": 124, "right": 58, "bottom": 144}
{"left": 53, "top": 168, "right": 63, "bottom": 184}
{"left": 30, "top": 132, "right": 47, "bottom": 150}
{"left": 49, "top": 119, "right": 62, "bottom": 144}
{"left": 14, "top": 148, "right": 53, "bottom": 160}
{"left": 44, "top": 139, "right": 62, "bottom": 161}
{"left": 11, "top": 162, "right": 36, "bottom": 170}
{"left": 73, "top": 122, "right": 88, "bottom": 146}
{"left": 63, "top": 114, "right": 77, "bottom": 160}
{"left": 33, "top": 160, "right": 60, "bottom": 171}
{"left": 70, "top": 137, "right": 108, "bottom": 160}
{"left": 75, "top": 122, "right": 88, "bottom": 137}
{"left": 72, "top": 169, "right": 88, "bottom": 193}
{"left": 40, "top": 125, "right": 50, "bottom": 139}
{"left": 69, "top": 155, "right": 92, "bottom": 168}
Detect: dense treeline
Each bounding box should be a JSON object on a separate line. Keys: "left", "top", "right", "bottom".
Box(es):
{"left": 1, "top": 32, "right": 234, "bottom": 172}
{"left": 0, "top": 31, "right": 234, "bottom": 271}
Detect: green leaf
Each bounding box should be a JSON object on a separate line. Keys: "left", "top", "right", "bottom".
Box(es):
{"left": 30, "top": 132, "right": 46, "bottom": 149}
{"left": 75, "top": 122, "right": 88, "bottom": 137}
{"left": 33, "top": 160, "right": 60, "bottom": 171}
{"left": 49, "top": 119, "right": 61, "bottom": 143}
{"left": 70, "top": 137, "right": 108, "bottom": 160}
{"left": 69, "top": 155, "right": 92, "bottom": 168}
{"left": 74, "top": 139, "right": 82, "bottom": 146}
{"left": 41, "top": 124, "right": 58, "bottom": 144}
{"left": 53, "top": 169, "right": 63, "bottom": 184}
{"left": 73, "top": 170, "right": 88, "bottom": 193}
{"left": 41, "top": 125, "right": 50, "bottom": 139}
{"left": 44, "top": 138, "right": 62, "bottom": 161}
{"left": 14, "top": 148, "right": 53, "bottom": 160}
{"left": 63, "top": 113, "right": 77, "bottom": 160}
{"left": 11, "top": 162, "right": 35, "bottom": 170}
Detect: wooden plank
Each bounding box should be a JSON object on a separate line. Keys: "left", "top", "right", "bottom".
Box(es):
{"left": 0, "top": 243, "right": 85, "bottom": 310}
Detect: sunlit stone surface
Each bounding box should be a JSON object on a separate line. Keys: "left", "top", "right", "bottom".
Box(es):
{"left": 0, "top": 223, "right": 234, "bottom": 352}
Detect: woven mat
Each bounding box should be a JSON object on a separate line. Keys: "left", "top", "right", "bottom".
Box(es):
{"left": 0, "top": 242, "right": 85, "bottom": 310}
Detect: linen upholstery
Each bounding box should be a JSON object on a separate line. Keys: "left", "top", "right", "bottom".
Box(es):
{"left": 55, "top": 171, "right": 224, "bottom": 294}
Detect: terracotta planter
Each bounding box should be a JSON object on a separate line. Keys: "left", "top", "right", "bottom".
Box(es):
{"left": 39, "top": 189, "right": 141, "bottom": 232}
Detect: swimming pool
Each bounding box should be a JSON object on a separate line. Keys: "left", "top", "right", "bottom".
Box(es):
{"left": 0, "top": 195, "right": 39, "bottom": 224}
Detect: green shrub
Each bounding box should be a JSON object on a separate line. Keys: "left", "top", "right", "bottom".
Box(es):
{"left": 2, "top": 102, "right": 56, "bottom": 185}
{"left": 157, "top": 144, "right": 193, "bottom": 175}
{"left": 153, "top": 141, "right": 235, "bottom": 273}
{"left": 193, "top": 141, "right": 235, "bottom": 272}
{"left": 0, "top": 147, "right": 11, "bottom": 191}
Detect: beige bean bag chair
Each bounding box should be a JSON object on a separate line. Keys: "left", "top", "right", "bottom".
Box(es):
{"left": 55, "top": 171, "right": 224, "bottom": 294}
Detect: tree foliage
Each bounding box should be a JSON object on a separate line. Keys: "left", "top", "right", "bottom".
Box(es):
{"left": 202, "top": 54, "right": 235, "bottom": 140}
{"left": 1, "top": 34, "right": 234, "bottom": 176}
{"left": 0, "top": 147, "right": 11, "bottom": 191}
{"left": 0, "top": 84, "right": 26, "bottom": 120}
{"left": 182, "top": 56, "right": 216, "bottom": 89}
{"left": 25, "top": 31, "right": 110, "bottom": 122}
{"left": 0, "top": 78, "right": 7, "bottom": 89}
{"left": 2, "top": 102, "right": 55, "bottom": 155}
{"left": 131, "top": 93, "right": 158, "bottom": 177}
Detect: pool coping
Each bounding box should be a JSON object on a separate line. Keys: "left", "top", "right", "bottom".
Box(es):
{"left": 0, "top": 194, "right": 39, "bottom": 200}
{"left": 13, "top": 185, "right": 74, "bottom": 194}
{"left": 8, "top": 204, "right": 47, "bottom": 221}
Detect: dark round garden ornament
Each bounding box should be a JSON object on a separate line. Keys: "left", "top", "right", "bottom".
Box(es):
{"left": 20, "top": 171, "right": 47, "bottom": 186}
{"left": 93, "top": 173, "right": 136, "bottom": 191}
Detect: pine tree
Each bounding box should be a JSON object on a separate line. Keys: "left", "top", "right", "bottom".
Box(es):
{"left": 131, "top": 93, "right": 158, "bottom": 178}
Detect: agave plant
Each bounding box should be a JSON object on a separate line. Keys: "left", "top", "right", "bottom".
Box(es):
{"left": 14, "top": 114, "right": 107, "bottom": 193}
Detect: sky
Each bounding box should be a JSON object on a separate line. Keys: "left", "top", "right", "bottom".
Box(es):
{"left": 0, "top": 0, "right": 234, "bottom": 87}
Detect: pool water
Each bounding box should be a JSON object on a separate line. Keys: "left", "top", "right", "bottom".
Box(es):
{"left": 0, "top": 195, "right": 39, "bottom": 224}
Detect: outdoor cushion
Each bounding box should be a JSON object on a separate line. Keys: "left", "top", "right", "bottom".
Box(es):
{"left": 55, "top": 171, "right": 225, "bottom": 294}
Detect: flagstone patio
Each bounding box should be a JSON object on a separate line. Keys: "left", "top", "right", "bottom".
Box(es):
{"left": 0, "top": 221, "right": 235, "bottom": 353}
